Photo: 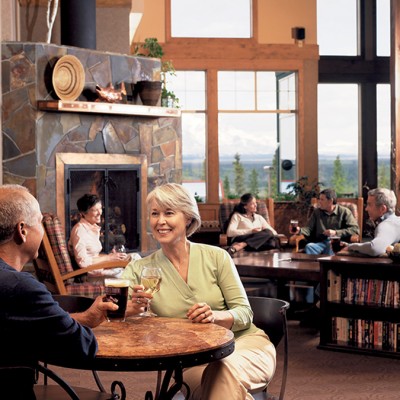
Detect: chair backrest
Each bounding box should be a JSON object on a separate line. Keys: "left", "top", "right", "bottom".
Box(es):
{"left": 248, "top": 296, "right": 289, "bottom": 347}
{"left": 248, "top": 296, "right": 289, "bottom": 400}
{"left": 33, "top": 213, "right": 74, "bottom": 295}
{"left": 337, "top": 197, "right": 363, "bottom": 235}
{"left": 219, "top": 198, "right": 274, "bottom": 234}
{"left": 34, "top": 213, "right": 129, "bottom": 298}
{"left": 52, "top": 295, "right": 94, "bottom": 313}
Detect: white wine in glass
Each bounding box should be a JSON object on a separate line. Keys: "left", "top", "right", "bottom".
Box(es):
{"left": 139, "top": 266, "right": 162, "bottom": 317}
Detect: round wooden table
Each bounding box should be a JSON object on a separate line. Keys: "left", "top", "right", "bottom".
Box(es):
{"left": 93, "top": 317, "right": 235, "bottom": 371}
{"left": 52, "top": 317, "right": 235, "bottom": 400}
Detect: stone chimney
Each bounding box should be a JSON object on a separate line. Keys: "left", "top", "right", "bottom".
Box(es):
{"left": 61, "top": 0, "right": 96, "bottom": 49}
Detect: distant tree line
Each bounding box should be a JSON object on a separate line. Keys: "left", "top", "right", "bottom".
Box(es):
{"left": 183, "top": 154, "right": 390, "bottom": 199}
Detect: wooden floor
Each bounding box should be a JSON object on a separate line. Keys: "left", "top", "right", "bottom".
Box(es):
{"left": 39, "top": 320, "right": 400, "bottom": 400}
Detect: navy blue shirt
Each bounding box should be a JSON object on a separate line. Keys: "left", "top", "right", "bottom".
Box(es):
{"left": 0, "top": 259, "right": 98, "bottom": 397}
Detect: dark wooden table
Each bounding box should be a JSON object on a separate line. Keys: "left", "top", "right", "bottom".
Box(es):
{"left": 233, "top": 251, "right": 321, "bottom": 299}
{"left": 50, "top": 317, "right": 235, "bottom": 400}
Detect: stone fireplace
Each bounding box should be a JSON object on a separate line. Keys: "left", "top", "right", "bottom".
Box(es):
{"left": 1, "top": 42, "right": 182, "bottom": 253}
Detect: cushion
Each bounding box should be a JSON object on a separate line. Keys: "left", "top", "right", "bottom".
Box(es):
{"left": 66, "top": 283, "right": 105, "bottom": 297}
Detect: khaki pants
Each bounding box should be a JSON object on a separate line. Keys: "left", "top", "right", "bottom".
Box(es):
{"left": 182, "top": 330, "right": 276, "bottom": 400}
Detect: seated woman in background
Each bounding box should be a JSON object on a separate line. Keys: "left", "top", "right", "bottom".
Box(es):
{"left": 226, "top": 193, "right": 279, "bottom": 255}
{"left": 68, "top": 194, "right": 129, "bottom": 283}
{"left": 123, "top": 183, "right": 276, "bottom": 400}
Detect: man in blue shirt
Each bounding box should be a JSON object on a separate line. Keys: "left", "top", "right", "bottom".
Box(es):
{"left": 0, "top": 184, "right": 118, "bottom": 399}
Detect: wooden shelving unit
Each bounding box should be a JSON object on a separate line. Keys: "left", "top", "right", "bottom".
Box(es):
{"left": 319, "top": 256, "right": 400, "bottom": 359}
{"left": 37, "top": 100, "right": 181, "bottom": 118}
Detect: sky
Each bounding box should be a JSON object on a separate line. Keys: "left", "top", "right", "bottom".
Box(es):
{"left": 169, "top": 0, "right": 391, "bottom": 161}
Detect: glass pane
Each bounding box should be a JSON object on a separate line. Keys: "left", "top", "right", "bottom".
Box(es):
{"left": 318, "top": 84, "right": 359, "bottom": 196}
{"left": 168, "top": 71, "right": 206, "bottom": 110}
{"left": 218, "top": 71, "right": 255, "bottom": 110}
{"left": 277, "top": 72, "right": 296, "bottom": 110}
{"left": 317, "top": 0, "right": 358, "bottom": 56}
{"left": 170, "top": 70, "right": 207, "bottom": 201}
{"left": 279, "top": 113, "right": 296, "bottom": 192}
{"left": 182, "top": 113, "right": 207, "bottom": 201}
{"left": 171, "top": 0, "right": 251, "bottom": 38}
{"left": 377, "top": 84, "right": 390, "bottom": 187}
{"left": 218, "top": 113, "right": 280, "bottom": 199}
{"left": 67, "top": 168, "right": 140, "bottom": 252}
{"left": 256, "top": 72, "right": 277, "bottom": 110}
{"left": 377, "top": 0, "right": 390, "bottom": 57}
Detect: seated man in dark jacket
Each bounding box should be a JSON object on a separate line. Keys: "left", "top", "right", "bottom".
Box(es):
{"left": 0, "top": 184, "right": 118, "bottom": 399}
{"left": 293, "top": 188, "right": 359, "bottom": 255}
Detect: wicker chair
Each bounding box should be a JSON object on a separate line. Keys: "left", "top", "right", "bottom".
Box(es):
{"left": 33, "top": 213, "right": 129, "bottom": 298}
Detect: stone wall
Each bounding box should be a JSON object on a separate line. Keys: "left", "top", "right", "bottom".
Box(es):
{"left": 1, "top": 42, "right": 182, "bottom": 252}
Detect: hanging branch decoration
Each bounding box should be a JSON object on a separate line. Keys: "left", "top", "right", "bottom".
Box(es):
{"left": 46, "top": 0, "right": 59, "bottom": 43}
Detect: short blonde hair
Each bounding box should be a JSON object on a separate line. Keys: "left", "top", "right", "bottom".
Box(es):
{"left": 146, "top": 183, "right": 201, "bottom": 237}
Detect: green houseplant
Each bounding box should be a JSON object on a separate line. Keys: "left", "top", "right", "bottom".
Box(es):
{"left": 134, "top": 38, "right": 179, "bottom": 108}
{"left": 272, "top": 176, "right": 323, "bottom": 234}
{"left": 286, "top": 176, "right": 323, "bottom": 214}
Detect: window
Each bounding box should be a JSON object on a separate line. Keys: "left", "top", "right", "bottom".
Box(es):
{"left": 171, "top": 0, "right": 252, "bottom": 38}
{"left": 218, "top": 71, "right": 297, "bottom": 200}
{"left": 377, "top": 0, "right": 390, "bottom": 57}
{"left": 377, "top": 84, "right": 390, "bottom": 187}
{"left": 167, "top": 71, "right": 207, "bottom": 201}
{"left": 318, "top": 84, "right": 359, "bottom": 196}
{"left": 317, "top": 0, "right": 358, "bottom": 56}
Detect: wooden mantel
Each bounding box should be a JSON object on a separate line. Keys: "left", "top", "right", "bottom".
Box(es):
{"left": 37, "top": 101, "right": 181, "bottom": 118}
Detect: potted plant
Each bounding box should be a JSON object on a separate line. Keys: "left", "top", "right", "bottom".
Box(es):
{"left": 286, "top": 176, "right": 322, "bottom": 213}
{"left": 273, "top": 176, "right": 323, "bottom": 234}
{"left": 134, "top": 38, "right": 179, "bottom": 107}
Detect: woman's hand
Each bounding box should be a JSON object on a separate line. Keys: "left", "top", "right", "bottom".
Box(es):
{"left": 252, "top": 227, "right": 261, "bottom": 233}
{"left": 125, "top": 284, "right": 152, "bottom": 316}
{"left": 187, "top": 302, "right": 215, "bottom": 324}
{"left": 108, "top": 251, "right": 128, "bottom": 261}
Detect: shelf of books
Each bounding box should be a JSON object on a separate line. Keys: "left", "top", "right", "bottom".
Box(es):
{"left": 318, "top": 256, "right": 400, "bottom": 358}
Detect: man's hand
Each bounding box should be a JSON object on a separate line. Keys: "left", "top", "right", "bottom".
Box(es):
{"left": 324, "top": 229, "right": 336, "bottom": 237}
{"left": 71, "top": 295, "right": 118, "bottom": 328}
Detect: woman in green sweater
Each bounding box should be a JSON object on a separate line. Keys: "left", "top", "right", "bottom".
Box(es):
{"left": 123, "top": 183, "right": 276, "bottom": 400}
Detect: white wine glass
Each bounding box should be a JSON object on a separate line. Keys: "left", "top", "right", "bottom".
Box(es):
{"left": 139, "top": 266, "right": 162, "bottom": 317}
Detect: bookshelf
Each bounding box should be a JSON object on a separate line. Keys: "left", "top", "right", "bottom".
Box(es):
{"left": 318, "top": 255, "right": 400, "bottom": 358}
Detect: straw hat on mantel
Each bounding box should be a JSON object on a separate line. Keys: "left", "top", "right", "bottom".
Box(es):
{"left": 52, "top": 55, "right": 85, "bottom": 101}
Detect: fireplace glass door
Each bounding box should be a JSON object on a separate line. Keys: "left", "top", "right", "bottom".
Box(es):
{"left": 65, "top": 165, "right": 141, "bottom": 253}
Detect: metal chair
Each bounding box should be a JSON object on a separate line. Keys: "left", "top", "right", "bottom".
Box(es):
{"left": 35, "top": 295, "right": 126, "bottom": 400}
{"left": 248, "top": 296, "right": 289, "bottom": 400}
{"left": 0, "top": 363, "right": 125, "bottom": 400}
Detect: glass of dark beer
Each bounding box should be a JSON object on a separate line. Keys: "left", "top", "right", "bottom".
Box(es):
{"left": 104, "top": 278, "right": 131, "bottom": 322}
{"left": 290, "top": 219, "right": 299, "bottom": 233}
{"left": 330, "top": 236, "right": 342, "bottom": 253}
